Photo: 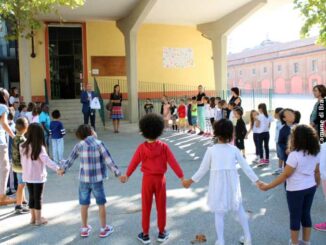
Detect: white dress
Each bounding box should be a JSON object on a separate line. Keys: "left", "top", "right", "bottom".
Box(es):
{"left": 192, "top": 144, "right": 258, "bottom": 213}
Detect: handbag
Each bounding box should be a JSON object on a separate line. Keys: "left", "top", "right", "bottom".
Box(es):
{"left": 90, "top": 97, "right": 101, "bottom": 110}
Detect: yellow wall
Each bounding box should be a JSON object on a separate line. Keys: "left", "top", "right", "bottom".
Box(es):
{"left": 138, "top": 24, "right": 214, "bottom": 89}
{"left": 30, "top": 25, "right": 46, "bottom": 97}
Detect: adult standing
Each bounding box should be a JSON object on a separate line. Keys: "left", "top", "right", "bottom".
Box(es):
{"left": 9, "top": 87, "right": 20, "bottom": 106}
{"left": 310, "top": 84, "right": 326, "bottom": 144}
{"left": 228, "top": 87, "right": 242, "bottom": 107}
{"left": 0, "top": 88, "right": 15, "bottom": 205}
{"left": 196, "top": 85, "right": 206, "bottom": 135}
{"left": 110, "top": 85, "right": 123, "bottom": 133}
{"left": 80, "top": 83, "right": 97, "bottom": 130}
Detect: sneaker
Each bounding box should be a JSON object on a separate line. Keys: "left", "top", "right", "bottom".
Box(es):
{"left": 99, "top": 225, "right": 114, "bottom": 238}
{"left": 289, "top": 240, "right": 299, "bottom": 245}
{"left": 252, "top": 157, "right": 260, "bottom": 164}
{"left": 264, "top": 159, "right": 270, "bottom": 164}
{"left": 239, "top": 236, "right": 252, "bottom": 245}
{"left": 299, "top": 240, "right": 311, "bottom": 245}
{"left": 157, "top": 231, "right": 169, "bottom": 243}
{"left": 137, "top": 232, "right": 151, "bottom": 244}
{"left": 15, "top": 205, "right": 30, "bottom": 214}
{"left": 314, "top": 222, "right": 326, "bottom": 231}
{"left": 198, "top": 131, "right": 204, "bottom": 136}
{"left": 272, "top": 168, "right": 283, "bottom": 176}
{"left": 257, "top": 159, "right": 268, "bottom": 167}
{"left": 80, "top": 225, "right": 92, "bottom": 237}
{"left": 187, "top": 130, "right": 192, "bottom": 133}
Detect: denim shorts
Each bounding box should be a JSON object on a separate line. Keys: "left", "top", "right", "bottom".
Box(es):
{"left": 277, "top": 144, "right": 286, "bottom": 161}
{"left": 16, "top": 173, "right": 25, "bottom": 185}
{"left": 79, "top": 181, "right": 107, "bottom": 205}
{"left": 191, "top": 116, "right": 197, "bottom": 125}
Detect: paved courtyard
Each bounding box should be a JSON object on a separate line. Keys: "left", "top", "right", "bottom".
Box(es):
{"left": 0, "top": 122, "right": 325, "bottom": 245}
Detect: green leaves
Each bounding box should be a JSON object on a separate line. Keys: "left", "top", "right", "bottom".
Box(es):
{"left": 294, "top": 0, "right": 326, "bottom": 46}
{"left": 0, "top": 0, "right": 85, "bottom": 40}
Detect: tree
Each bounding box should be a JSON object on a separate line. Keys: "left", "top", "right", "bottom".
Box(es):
{"left": 294, "top": 0, "right": 326, "bottom": 46}
{"left": 0, "top": 0, "right": 85, "bottom": 40}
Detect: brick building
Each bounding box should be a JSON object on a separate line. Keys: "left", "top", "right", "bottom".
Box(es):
{"left": 227, "top": 37, "right": 326, "bottom": 94}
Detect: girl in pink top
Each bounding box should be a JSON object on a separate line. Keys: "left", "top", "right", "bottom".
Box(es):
{"left": 20, "top": 123, "right": 62, "bottom": 226}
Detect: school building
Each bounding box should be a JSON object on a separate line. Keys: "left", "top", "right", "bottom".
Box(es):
{"left": 0, "top": 0, "right": 295, "bottom": 123}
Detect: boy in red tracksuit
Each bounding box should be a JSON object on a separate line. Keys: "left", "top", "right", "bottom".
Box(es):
{"left": 120, "top": 113, "right": 184, "bottom": 244}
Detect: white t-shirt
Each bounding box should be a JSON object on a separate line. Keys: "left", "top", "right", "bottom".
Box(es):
{"left": 286, "top": 151, "right": 320, "bottom": 191}
{"left": 256, "top": 114, "right": 273, "bottom": 133}
{"left": 275, "top": 120, "right": 283, "bottom": 142}
{"left": 204, "top": 104, "right": 213, "bottom": 119}
{"left": 215, "top": 108, "right": 222, "bottom": 121}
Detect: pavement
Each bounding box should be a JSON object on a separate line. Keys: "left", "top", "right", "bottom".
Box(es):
{"left": 0, "top": 121, "right": 325, "bottom": 245}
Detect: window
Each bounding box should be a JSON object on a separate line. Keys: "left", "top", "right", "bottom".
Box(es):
{"left": 252, "top": 68, "right": 256, "bottom": 75}
{"left": 277, "top": 65, "right": 282, "bottom": 72}
{"left": 263, "top": 67, "right": 267, "bottom": 73}
{"left": 312, "top": 60, "right": 317, "bottom": 72}
{"left": 294, "top": 63, "right": 299, "bottom": 73}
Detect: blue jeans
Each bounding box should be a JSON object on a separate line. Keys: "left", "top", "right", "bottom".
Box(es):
{"left": 79, "top": 181, "right": 107, "bottom": 205}
{"left": 52, "top": 138, "right": 64, "bottom": 162}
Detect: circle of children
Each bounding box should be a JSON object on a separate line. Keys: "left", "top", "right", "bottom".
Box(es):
{"left": 1, "top": 85, "right": 326, "bottom": 245}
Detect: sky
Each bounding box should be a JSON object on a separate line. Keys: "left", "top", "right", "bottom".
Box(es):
{"left": 228, "top": 2, "right": 306, "bottom": 54}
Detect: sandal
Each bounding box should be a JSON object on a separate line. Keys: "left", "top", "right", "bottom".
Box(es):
{"left": 0, "top": 196, "right": 16, "bottom": 206}
{"left": 35, "top": 217, "right": 48, "bottom": 226}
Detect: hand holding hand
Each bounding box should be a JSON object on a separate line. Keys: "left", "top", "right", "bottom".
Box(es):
{"left": 57, "top": 168, "right": 65, "bottom": 176}
{"left": 119, "top": 175, "right": 128, "bottom": 184}
{"left": 256, "top": 180, "right": 269, "bottom": 191}
{"left": 182, "top": 179, "right": 193, "bottom": 189}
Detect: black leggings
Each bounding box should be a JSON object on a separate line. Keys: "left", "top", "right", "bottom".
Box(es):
{"left": 253, "top": 133, "right": 260, "bottom": 156}
{"left": 286, "top": 186, "right": 316, "bottom": 230}
{"left": 27, "top": 183, "right": 44, "bottom": 210}
{"left": 258, "top": 132, "right": 270, "bottom": 159}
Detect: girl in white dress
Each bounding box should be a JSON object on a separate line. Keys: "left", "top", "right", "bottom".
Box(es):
{"left": 183, "top": 119, "right": 261, "bottom": 245}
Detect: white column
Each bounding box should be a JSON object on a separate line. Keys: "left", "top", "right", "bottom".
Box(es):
{"left": 18, "top": 37, "right": 32, "bottom": 102}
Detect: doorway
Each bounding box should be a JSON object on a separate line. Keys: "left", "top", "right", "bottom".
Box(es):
{"left": 48, "top": 26, "right": 83, "bottom": 99}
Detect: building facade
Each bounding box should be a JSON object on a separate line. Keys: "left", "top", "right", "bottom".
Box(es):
{"left": 227, "top": 37, "right": 326, "bottom": 94}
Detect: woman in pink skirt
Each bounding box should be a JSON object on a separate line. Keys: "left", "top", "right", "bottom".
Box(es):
{"left": 110, "top": 85, "right": 124, "bottom": 133}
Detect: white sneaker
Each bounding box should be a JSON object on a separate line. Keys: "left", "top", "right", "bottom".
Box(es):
{"left": 239, "top": 236, "right": 252, "bottom": 245}
{"left": 289, "top": 240, "right": 299, "bottom": 245}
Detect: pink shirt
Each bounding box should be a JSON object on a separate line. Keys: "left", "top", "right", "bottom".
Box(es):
{"left": 20, "top": 146, "right": 59, "bottom": 183}
{"left": 286, "top": 151, "right": 320, "bottom": 191}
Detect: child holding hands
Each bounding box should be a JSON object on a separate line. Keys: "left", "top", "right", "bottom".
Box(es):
{"left": 183, "top": 119, "right": 260, "bottom": 245}
{"left": 120, "top": 113, "right": 184, "bottom": 244}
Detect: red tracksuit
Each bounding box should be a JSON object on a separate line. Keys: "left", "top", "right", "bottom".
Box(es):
{"left": 126, "top": 140, "right": 184, "bottom": 234}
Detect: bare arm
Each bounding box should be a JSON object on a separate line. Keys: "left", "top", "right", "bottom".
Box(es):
{"left": 264, "top": 165, "right": 295, "bottom": 190}
{"left": 0, "top": 113, "right": 15, "bottom": 138}
{"left": 315, "top": 164, "right": 321, "bottom": 186}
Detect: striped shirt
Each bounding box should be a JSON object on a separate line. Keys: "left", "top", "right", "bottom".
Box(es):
{"left": 61, "top": 136, "right": 121, "bottom": 183}
{"left": 49, "top": 121, "right": 66, "bottom": 139}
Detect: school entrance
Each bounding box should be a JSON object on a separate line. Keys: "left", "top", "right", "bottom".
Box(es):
{"left": 48, "top": 25, "right": 83, "bottom": 99}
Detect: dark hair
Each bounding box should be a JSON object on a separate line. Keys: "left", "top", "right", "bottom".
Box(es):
{"left": 27, "top": 102, "right": 35, "bottom": 112}
{"left": 275, "top": 107, "right": 283, "bottom": 114}
{"left": 209, "top": 97, "right": 215, "bottom": 108}
{"left": 8, "top": 112, "right": 14, "bottom": 120}
{"left": 219, "top": 100, "right": 226, "bottom": 106}
{"left": 10, "top": 87, "right": 18, "bottom": 96}
{"left": 192, "top": 96, "right": 196, "bottom": 100}
{"left": 41, "top": 103, "right": 49, "bottom": 112}
{"left": 15, "top": 117, "right": 28, "bottom": 132}
{"left": 18, "top": 104, "right": 26, "bottom": 113}
{"left": 139, "top": 113, "right": 164, "bottom": 140}
{"left": 231, "top": 87, "right": 240, "bottom": 96}
{"left": 76, "top": 124, "right": 93, "bottom": 140}
{"left": 187, "top": 97, "right": 192, "bottom": 101}
{"left": 204, "top": 96, "right": 210, "bottom": 103}
{"left": 289, "top": 124, "right": 320, "bottom": 156}
{"left": 233, "top": 106, "right": 243, "bottom": 117}
{"left": 279, "top": 108, "right": 295, "bottom": 125}
{"left": 113, "top": 84, "right": 120, "bottom": 95}
{"left": 313, "top": 84, "right": 326, "bottom": 98}
{"left": 32, "top": 107, "right": 39, "bottom": 116}
{"left": 213, "top": 119, "right": 233, "bottom": 143}
{"left": 258, "top": 103, "right": 268, "bottom": 118}
{"left": 294, "top": 111, "right": 301, "bottom": 124}
{"left": 229, "top": 102, "right": 236, "bottom": 108}
{"left": 52, "top": 110, "right": 61, "bottom": 119}
{"left": 0, "top": 88, "right": 9, "bottom": 105}
{"left": 21, "top": 123, "right": 46, "bottom": 160}
{"left": 180, "top": 98, "right": 185, "bottom": 103}
{"left": 215, "top": 97, "right": 221, "bottom": 101}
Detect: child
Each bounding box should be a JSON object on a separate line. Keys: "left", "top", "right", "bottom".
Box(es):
{"left": 259, "top": 125, "right": 321, "bottom": 245}
{"left": 278, "top": 109, "right": 296, "bottom": 165}
{"left": 247, "top": 110, "right": 260, "bottom": 163}
{"left": 25, "top": 102, "right": 35, "bottom": 123}
{"left": 314, "top": 142, "right": 326, "bottom": 232}
{"left": 234, "top": 107, "right": 247, "bottom": 158}
{"left": 191, "top": 96, "right": 198, "bottom": 134}
{"left": 256, "top": 103, "right": 273, "bottom": 167}
{"left": 177, "top": 99, "right": 187, "bottom": 132}
{"left": 18, "top": 103, "right": 27, "bottom": 121}
{"left": 162, "top": 97, "right": 170, "bottom": 129}
{"left": 209, "top": 97, "right": 216, "bottom": 126}
{"left": 170, "top": 99, "right": 178, "bottom": 131}
{"left": 6, "top": 112, "right": 17, "bottom": 196}
{"left": 60, "top": 124, "right": 121, "bottom": 238}
{"left": 120, "top": 113, "right": 184, "bottom": 244}
{"left": 50, "top": 110, "right": 66, "bottom": 162}
{"left": 39, "top": 104, "right": 51, "bottom": 149}
{"left": 13, "top": 101, "right": 20, "bottom": 122}
{"left": 228, "top": 103, "right": 237, "bottom": 126}
{"left": 273, "top": 107, "right": 284, "bottom": 175}
{"left": 187, "top": 98, "right": 193, "bottom": 133}
{"left": 204, "top": 96, "right": 213, "bottom": 136}
{"left": 220, "top": 100, "right": 228, "bottom": 119}
{"left": 12, "top": 118, "right": 29, "bottom": 214}
{"left": 215, "top": 100, "right": 223, "bottom": 122}
{"left": 31, "top": 106, "right": 39, "bottom": 123}
{"left": 20, "top": 123, "right": 61, "bottom": 225}
{"left": 144, "top": 98, "right": 154, "bottom": 114}
{"left": 183, "top": 119, "right": 260, "bottom": 245}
